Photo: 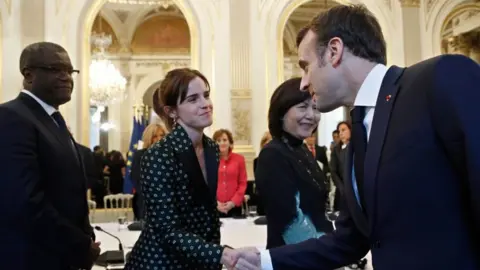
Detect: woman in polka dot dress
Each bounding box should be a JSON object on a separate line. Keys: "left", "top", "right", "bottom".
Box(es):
{"left": 124, "top": 68, "right": 236, "bottom": 270}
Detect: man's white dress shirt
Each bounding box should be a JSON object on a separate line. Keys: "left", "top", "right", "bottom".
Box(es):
{"left": 21, "top": 89, "right": 57, "bottom": 116}
{"left": 259, "top": 64, "right": 388, "bottom": 270}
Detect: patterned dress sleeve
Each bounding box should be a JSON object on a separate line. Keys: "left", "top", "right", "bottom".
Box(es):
{"left": 141, "top": 145, "right": 224, "bottom": 268}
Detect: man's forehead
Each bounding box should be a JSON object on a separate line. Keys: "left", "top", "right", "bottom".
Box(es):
{"left": 44, "top": 51, "right": 72, "bottom": 66}
{"left": 298, "top": 30, "right": 316, "bottom": 54}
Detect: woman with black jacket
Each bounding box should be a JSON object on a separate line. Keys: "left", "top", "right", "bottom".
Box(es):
{"left": 255, "top": 77, "right": 333, "bottom": 249}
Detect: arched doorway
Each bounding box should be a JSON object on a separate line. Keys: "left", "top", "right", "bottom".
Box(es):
{"left": 81, "top": 0, "right": 196, "bottom": 151}
{"left": 142, "top": 80, "right": 162, "bottom": 124}
{"left": 282, "top": 0, "right": 340, "bottom": 80}
{"left": 439, "top": 3, "right": 480, "bottom": 63}
{"left": 76, "top": 0, "right": 199, "bottom": 148}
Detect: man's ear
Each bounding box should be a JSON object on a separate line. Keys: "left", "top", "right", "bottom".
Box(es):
{"left": 23, "top": 69, "right": 34, "bottom": 84}
{"left": 326, "top": 37, "right": 344, "bottom": 68}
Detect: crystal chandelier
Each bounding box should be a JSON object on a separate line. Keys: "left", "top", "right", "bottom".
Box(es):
{"left": 89, "top": 33, "right": 127, "bottom": 107}
{"left": 107, "top": 0, "right": 174, "bottom": 8}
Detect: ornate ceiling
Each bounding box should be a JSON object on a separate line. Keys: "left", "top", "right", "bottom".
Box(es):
{"left": 91, "top": 2, "right": 189, "bottom": 54}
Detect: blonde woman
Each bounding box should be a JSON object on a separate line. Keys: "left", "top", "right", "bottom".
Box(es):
{"left": 131, "top": 123, "right": 167, "bottom": 220}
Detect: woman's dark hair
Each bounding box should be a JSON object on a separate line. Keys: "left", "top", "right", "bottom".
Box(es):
{"left": 154, "top": 68, "right": 210, "bottom": 130}
{"left": 336, "top": 121, "right": 352, "bottom": 131}
{"left": 268, "top": 77, "right": 313, "bottom": 138}
{"left": 109, "top": 150, "right": 124, "bottom": 164}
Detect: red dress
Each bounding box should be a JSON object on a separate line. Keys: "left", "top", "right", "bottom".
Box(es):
{"left": 216, "top": 151, "right": 248, "bottom": 206}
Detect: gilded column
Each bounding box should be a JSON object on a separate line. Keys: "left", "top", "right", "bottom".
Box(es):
{"left": 468, "top": 31, "right": 480, "bottom": 63}
{"left": 448, "top": 34, "right": 472, "bottom": 56}
{"left": 398, "top": 0, "right": 423, "bottom": 65}
{"left": 229, "top": 0, "right": 255, "bottom": 179}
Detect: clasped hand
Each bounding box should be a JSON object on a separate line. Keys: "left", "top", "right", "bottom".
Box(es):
{"left": 217, "top": 201, "right": 235, "bottom": 214}
{"left": 221, "top": 247, "right": 261, "bottom": 270}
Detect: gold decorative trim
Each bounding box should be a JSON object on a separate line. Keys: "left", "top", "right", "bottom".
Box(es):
{"left": 440, "top": 3, "right": 480, "bottom": 36}
{"left": 399, "top": 0, "right": 420, "bottom": 8}
{"left": 80, "top": 0, "right": 200, "bottom": 145}
{"left": 231, "top": 99, "right": 251, "bottom": 145}
{"left": 275, "top": 0, "right": 351, "bottom": 90}
{"left": 425, "top": 0, "right": 436, "bottom": 15}
{"left": 231, "top": 89, "right": 252, "bottom": 98}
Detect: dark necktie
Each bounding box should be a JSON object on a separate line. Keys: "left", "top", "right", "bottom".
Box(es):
{"left": 51, "top": 111, "right": 68, "bottom": 132}
{"left": 350, "top": 106, "right": 368, "bottom": 210}
{"left": 51, "top": 111, "right": 79, "bottom": 161}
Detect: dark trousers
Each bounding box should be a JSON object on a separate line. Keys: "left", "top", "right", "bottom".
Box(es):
{"left": 133, "top": 192, "right": 145, "bottom": 220}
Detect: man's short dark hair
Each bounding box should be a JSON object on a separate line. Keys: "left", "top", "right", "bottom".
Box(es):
{"left": 297, "top": 4, "right": 386, "bottom": 65}
{"left": 296, "top": 25, "right": 310, "bottom": 48}
{"left": 19, "top": 42, "right": 67, "bottom": 75}
{"left": 332, "top": 130, "right": 339, "bottom": 135}
{"left": 268, "top": 77, "right": 312, "bottom": 138}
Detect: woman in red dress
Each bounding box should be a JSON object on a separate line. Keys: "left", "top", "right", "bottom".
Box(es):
{"left": 213, "top": 129, "right": 248, "bottom": 217}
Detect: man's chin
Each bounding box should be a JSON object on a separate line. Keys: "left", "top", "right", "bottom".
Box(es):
{"left": 318, "top": 105, "right": 340, "bottom": 113}
{"left": 57, "top": 96, "right": 72, "bottom": 106}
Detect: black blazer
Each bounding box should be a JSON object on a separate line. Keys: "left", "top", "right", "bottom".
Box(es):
{"left": 329, "top": 143, "right": 348, "bottom": 194}
{"left": 125, "top": 124, "right": 224, "bottom": 270}
{"left": 131, "top": 148, "right": 146, "bottom": 219}
{"left": 0, "top": 93, "right": 94, "bottom": 270}
{"left": 77, "top": 143, "right": 97, "bottom": 189}
{"left": 131, "top": 148, "right": 146, "bottom": 192}
{"left": 255, "top": 135, "right": 333, "bottom": 249}
{"left": 269, "top": 55, "right": 480, "bottom": 270}
{"left": 313, "top": 145, "right": 330, "bottom": 175}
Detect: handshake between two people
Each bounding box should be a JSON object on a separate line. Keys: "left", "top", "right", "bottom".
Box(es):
{"left": 220, "top": 246, "right": 262, "bottom": 270}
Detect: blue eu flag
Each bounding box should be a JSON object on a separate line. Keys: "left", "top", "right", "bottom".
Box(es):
{"left": 123, "top": 116, "right": 145, "bottom": 194}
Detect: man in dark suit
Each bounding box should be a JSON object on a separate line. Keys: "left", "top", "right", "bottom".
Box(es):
{"left": 0, "top": 42, "right": 101, "bottom": 270}
{"left": 234, "top": 5, "right": 480, "bottom": 270}
{"left": 305, "top": 135, "right": 330, "bottom": 175}
{"left": 76, "top": 144, "right": 98, "bottom": 191}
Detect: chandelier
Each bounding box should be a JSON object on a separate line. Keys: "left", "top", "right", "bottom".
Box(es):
{"left": 89, "top": 33, "right": 127, "bottom": 107}
{"left": 107, "top": 0, "right": 174, "bottom": 8}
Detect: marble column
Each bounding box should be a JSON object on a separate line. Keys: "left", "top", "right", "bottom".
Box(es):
{"left": 106, "top": 56, "right": 131, "bottom": 153}
{"left": 229, "top": 0, "right": 255, "bottom": 179}
{"left": 398, "top": 0, "right": 423, "bottom": 66}
{"left": 1, "top": 0, "right": 23, "bottom": 102}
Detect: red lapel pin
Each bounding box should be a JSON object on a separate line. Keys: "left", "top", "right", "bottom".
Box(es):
{"left": 386, "top": 94, "right": 392, "bottom": 102}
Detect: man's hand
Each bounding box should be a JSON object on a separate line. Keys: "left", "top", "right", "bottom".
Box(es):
{"left": 235, "top": 247, "right": 261, "bottom": 270}
{"left": 220, "top": 247, "right": 239, "bottom": 270}
{"left": 90, "top": 241, "right": 101, "bottom": 261}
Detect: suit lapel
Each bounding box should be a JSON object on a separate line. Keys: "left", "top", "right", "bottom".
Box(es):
{"left": 344, "top": 144, "right": 369, "bottom": 236}
{"left": 363, "top": 66, "right": 404, "bottom": 229}
{"left": 18, "top": 93, "right": 78, "bottom": 161}
{"left": 173, "top": 125, "right": 217, "bottom": 205}
{"left": 204, "top": 142, "right": 219, "bottom": 201}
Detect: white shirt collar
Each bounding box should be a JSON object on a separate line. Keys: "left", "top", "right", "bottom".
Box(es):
{"left": 21, "top": 89, "right": 57, "bottom": 116}
{"left": 353, "top": 64, "right": 388, "bottom": 107}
